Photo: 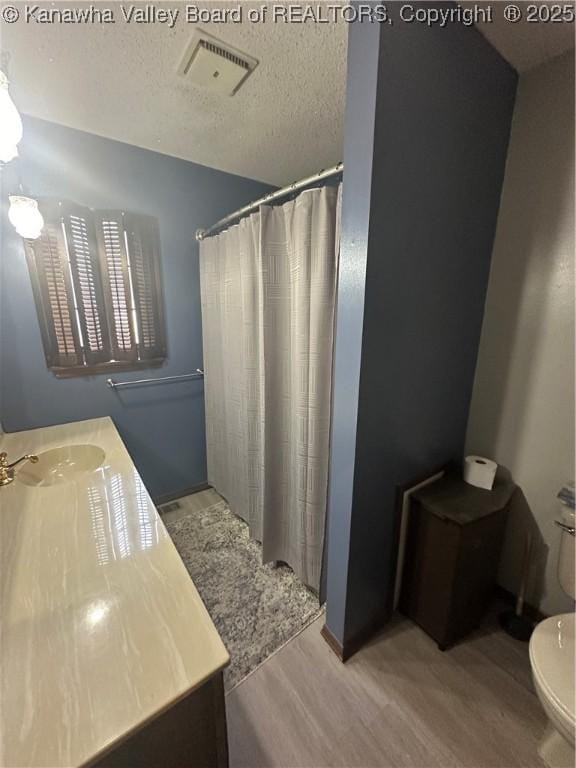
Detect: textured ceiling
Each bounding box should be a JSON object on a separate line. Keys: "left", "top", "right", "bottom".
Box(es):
{"left": 462, "top": 2, "right": 575, "bottom": 72}
{"left": 2, "top": 2, "right": 348, "bottom": 185}
{"left": 3, "top": 2, "right": 573, "bottom": 185}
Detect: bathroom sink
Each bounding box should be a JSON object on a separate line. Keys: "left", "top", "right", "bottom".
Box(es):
{"left": 17, "top": 444, "right": 105, "bottom": 487}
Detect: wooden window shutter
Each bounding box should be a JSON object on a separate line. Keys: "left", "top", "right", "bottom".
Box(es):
{"left": 123, "top": 213, "right": 167, "bottom": 361}
{"left": 23, "top": 199, "right": 166, "bottom": 375}
{"left": 62, "top": 202, "right": 111, "bottom": 365}
{"left": 24, "top": 200, "right": 83, "bottom": 369}
{"left": 93, "top": 211, "right": 137, "bottom": 362}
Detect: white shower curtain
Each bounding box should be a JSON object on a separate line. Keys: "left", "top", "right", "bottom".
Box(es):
{"left": 199, "top": 184, "right": 340, "bottom": 592}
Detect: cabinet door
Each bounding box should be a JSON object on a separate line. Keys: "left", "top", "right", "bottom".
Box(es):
{"left": 399, "top": 501, "right": 460, "bottom": 644}
{"left": 447, "top": 510, "right": 507, "bottom": 643}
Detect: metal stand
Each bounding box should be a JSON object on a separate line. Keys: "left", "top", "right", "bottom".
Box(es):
{"left": 498, "top": 610, "right": 534, "bottom": 641}
{"left": 499, "top": 532, "right": 535, "bottom": 642}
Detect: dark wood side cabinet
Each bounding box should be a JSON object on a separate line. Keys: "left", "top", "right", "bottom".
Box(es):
{"left": 399, "top": 473, "right": 514, "bottom": 650}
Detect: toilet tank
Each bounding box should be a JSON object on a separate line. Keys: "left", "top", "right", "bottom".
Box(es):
{"left": 558, "top": 505, "right": 575, "bottom": 600}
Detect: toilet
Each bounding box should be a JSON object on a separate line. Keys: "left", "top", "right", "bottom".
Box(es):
{"left": 529, "top": 505, "right": 575, "bottom": 768}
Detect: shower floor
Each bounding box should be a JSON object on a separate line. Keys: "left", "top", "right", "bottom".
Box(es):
{"left": 161, "top": 489, "right": 323, "bottom": 691}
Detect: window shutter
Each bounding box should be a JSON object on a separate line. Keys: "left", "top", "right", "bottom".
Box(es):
{"left": 23, "top": 198, "right": 166, "bottom": 376}
{"left": 93, "top": 211, "right": 137, "bottom": 362}
{"left": 24, "top": 200, "right": 83, "bottom": 369}
{"left": 62, "top": 203, "right": 111, "bottom": 365}
{"left": 124, "top": 213, "right": 167, "bottom": 360}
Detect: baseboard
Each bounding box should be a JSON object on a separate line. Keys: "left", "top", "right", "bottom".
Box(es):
{"left": 321, "top": 612, "right": 389, "bottom": 663}
{"left": 320, "top": 623, "right": 345, "bottom": 660}
{"left": 154, "top": 482, "right": 211, "bottom": 507}
{"left": 494, "top": 584, "right": 548, "bottom": 624}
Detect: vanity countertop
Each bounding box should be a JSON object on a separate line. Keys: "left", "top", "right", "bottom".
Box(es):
{"left": 0, "top": 417, "right": 229, "bottom": 768}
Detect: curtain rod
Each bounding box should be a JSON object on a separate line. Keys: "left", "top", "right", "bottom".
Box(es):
{"left": 195, "top": 162, "right": 343, "bottom": 242}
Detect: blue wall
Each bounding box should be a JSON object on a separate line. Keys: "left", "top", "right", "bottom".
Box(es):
{"left": 324, "top": 18, "right": 381, "bottom": 637}
{"left": 325, "top": 13, "right": 517, "bottom": 647}
{"left": 0, "top": 116, "right": 272, "bottom": 499}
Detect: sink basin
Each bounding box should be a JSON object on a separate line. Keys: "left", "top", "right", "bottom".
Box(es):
{"left": 17, "top": 444, "right": 106, "bottom": 487}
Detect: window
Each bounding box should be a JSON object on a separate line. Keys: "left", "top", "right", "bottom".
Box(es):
{"left": 24, "top": 199, "right": 167, "bottom": 376}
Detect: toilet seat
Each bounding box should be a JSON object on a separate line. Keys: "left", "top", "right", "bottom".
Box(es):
{"left": 529, "top": 613, "right": 575, "bottom": 741}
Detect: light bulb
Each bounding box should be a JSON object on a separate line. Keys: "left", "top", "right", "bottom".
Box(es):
{"left": 8, "top": 196, "right": 44, "bottom": 239}
{"left": 0, "top": 70, "right": 23, "bottom": 164}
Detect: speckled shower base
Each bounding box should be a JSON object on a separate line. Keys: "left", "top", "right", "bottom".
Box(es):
{"left": 163, "top": 491, "right": 323, "bottom": 691}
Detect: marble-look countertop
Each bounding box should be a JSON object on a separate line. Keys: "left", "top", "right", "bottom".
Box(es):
{"left": 0, "top": 417, "right": 229, "bottom": 767}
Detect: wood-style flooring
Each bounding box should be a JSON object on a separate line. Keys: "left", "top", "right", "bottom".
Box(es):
{"left": 226, "top": 610, "right": 546, "bottom": 767}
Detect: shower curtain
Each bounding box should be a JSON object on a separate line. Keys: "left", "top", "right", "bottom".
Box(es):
{"left": 199, "top": 184, "right": 340, "bottom": 592}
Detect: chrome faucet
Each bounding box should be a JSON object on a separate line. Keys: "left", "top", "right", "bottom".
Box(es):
{"left": 0, "top": 451, "right": 39, "bottom": 487}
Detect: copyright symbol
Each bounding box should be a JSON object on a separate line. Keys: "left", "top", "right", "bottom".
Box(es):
{"left": 1, "top": 5, "right": 19, "bottom": 22}
{"left": 504, "top": 4, "right": 522, "bottom": 22}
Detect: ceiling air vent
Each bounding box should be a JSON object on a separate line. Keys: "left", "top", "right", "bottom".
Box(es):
{"left": 178, "top": 31, "right": 258, "bottom": 96}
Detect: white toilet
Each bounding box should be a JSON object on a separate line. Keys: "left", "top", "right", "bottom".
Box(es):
{"left": 529, "top": 505, "right": 575, "bottom": 768}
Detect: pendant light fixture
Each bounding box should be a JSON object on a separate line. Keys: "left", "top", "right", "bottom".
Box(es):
{"left": 0, "top": 69, "right": 23, "bottom": 163}
{"left": 0, "top": 60, "right": 42, "bottom": 240}
{"left": 8, "top": 195, "right": 44, "bottom": 239}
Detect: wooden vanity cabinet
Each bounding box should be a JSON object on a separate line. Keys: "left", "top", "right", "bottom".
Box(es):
{"left": 93, "top": 672, "right": 228, "bottom": 768}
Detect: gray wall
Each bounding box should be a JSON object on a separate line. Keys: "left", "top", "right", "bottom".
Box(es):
{"left": 326, "top": 14, "right": 517, "bottom": 646}
{"left": 466, "top": 51, "right": 575, "bottom": 616}
{"left": 0, "top": 116, "right": 272, "bottom": 499}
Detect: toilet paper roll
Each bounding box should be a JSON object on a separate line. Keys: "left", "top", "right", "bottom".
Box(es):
{"left": 463, "top": 455, "right": 497, "bottom": 490}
